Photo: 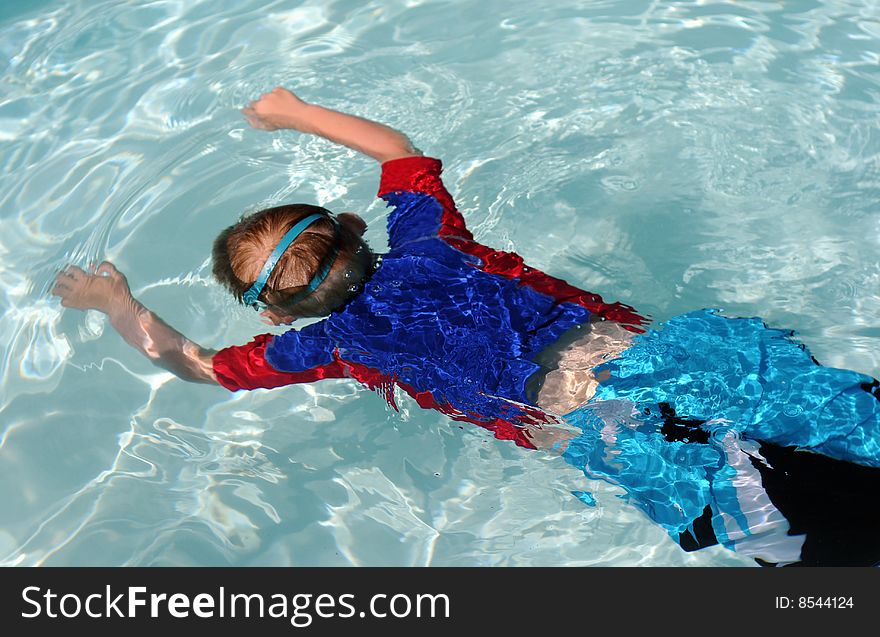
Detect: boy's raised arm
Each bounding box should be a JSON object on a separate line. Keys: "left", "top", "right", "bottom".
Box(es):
{"left": 241, "top": 87, "right": 421, "bottom": 163}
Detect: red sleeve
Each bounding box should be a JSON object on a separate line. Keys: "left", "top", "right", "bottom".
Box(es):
{"left": 377, "top": 156, "right": 473, "bottom": 242}
{"left": 212, "top": 333, "right": 345, "bottom": 391}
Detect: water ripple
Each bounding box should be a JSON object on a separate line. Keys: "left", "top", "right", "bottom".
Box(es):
{"left": 0, "top": 0, "right": 876, "bottom": 567}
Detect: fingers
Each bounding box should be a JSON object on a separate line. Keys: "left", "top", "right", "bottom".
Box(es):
{"left": 245, "top": 96, "right": 268, "bottom": 112}
{"left": 50, "top": 280, "right": 69, "bottom": 297}
{"left": 245, "top": 87, "right": 293, "bottom": 107}
{"left": 51, "top": 262, "right": 107, "bottom": 298}
{"left": 53, "top": 267, "right": 83, "bottom": 297}
{"left": 51, "top": 271, "right": 76, "bottom": 306}
{"left": 51, "top": 262, "right": 115, "bottom": 310}
{"left": 52, "top": 266, "right": 82, "bottom": 299}
{"left": 55, "top": 262, "right": 114, "bottom": 281}
{"left": 60, "top": 265, "right": 86, "bottom": 279}
{"left": 243, "top": 118, "right": 268, "bottom": 130}
{"left": 96, "top": 261, "right": 118, "bottom": 277}
{"left": 240, "top": 106, "right": 270, "bottom": 130}
{"left": 272, "top": 86, "right": 299, "bottom": 101}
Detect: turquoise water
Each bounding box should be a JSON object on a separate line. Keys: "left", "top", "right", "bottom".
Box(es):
{"left": 1, "top": 0, "right": 878, "bottom": 566}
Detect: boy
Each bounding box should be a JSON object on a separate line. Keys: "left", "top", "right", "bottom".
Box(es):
{"left": 52, "top": 86, "right": 646, "bottom": 450}
{"left": 52, "top": 87, "right": 880, "bottom": 565}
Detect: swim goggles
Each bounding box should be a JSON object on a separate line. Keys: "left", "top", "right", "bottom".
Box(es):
{"left": 242, "top": 212, "right": 339, "bottom": 311}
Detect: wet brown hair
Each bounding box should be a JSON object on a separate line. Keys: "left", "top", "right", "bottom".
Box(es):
{"left": 212, "top": 204, "right": 374, "bottom": 318}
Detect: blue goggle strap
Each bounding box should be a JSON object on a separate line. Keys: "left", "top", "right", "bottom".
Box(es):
{"left": 285, "top": 239, "right": 339, "bottom": 306}
{"left": 242, "top": 213, "right": 335, "bottom": 306}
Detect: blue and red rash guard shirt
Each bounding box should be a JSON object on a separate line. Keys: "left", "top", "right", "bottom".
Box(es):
{"left": 213, "top": 156, "right": 647, "bottom": 448}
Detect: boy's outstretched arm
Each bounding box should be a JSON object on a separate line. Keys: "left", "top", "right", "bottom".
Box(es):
{"left": 52, "top": 262, "right": 218, "bottom": 385}
{"left": 241, "top": 87, "right": 421, "bottom": 163}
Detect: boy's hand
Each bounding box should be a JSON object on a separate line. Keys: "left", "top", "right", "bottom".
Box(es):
{"left": 52, "top": 261, "right": 132, "bottom": 316}
{"left": 241, "top": 87, "right": 309, "bottom": 131}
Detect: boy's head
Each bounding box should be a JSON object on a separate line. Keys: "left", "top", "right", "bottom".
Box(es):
{"left": 213, "top": 204, "right": 373, "bottom": 324}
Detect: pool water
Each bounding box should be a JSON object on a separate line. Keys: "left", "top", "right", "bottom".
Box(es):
{"left": 1, "top": 0, "right": 878, "bottom": 566}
